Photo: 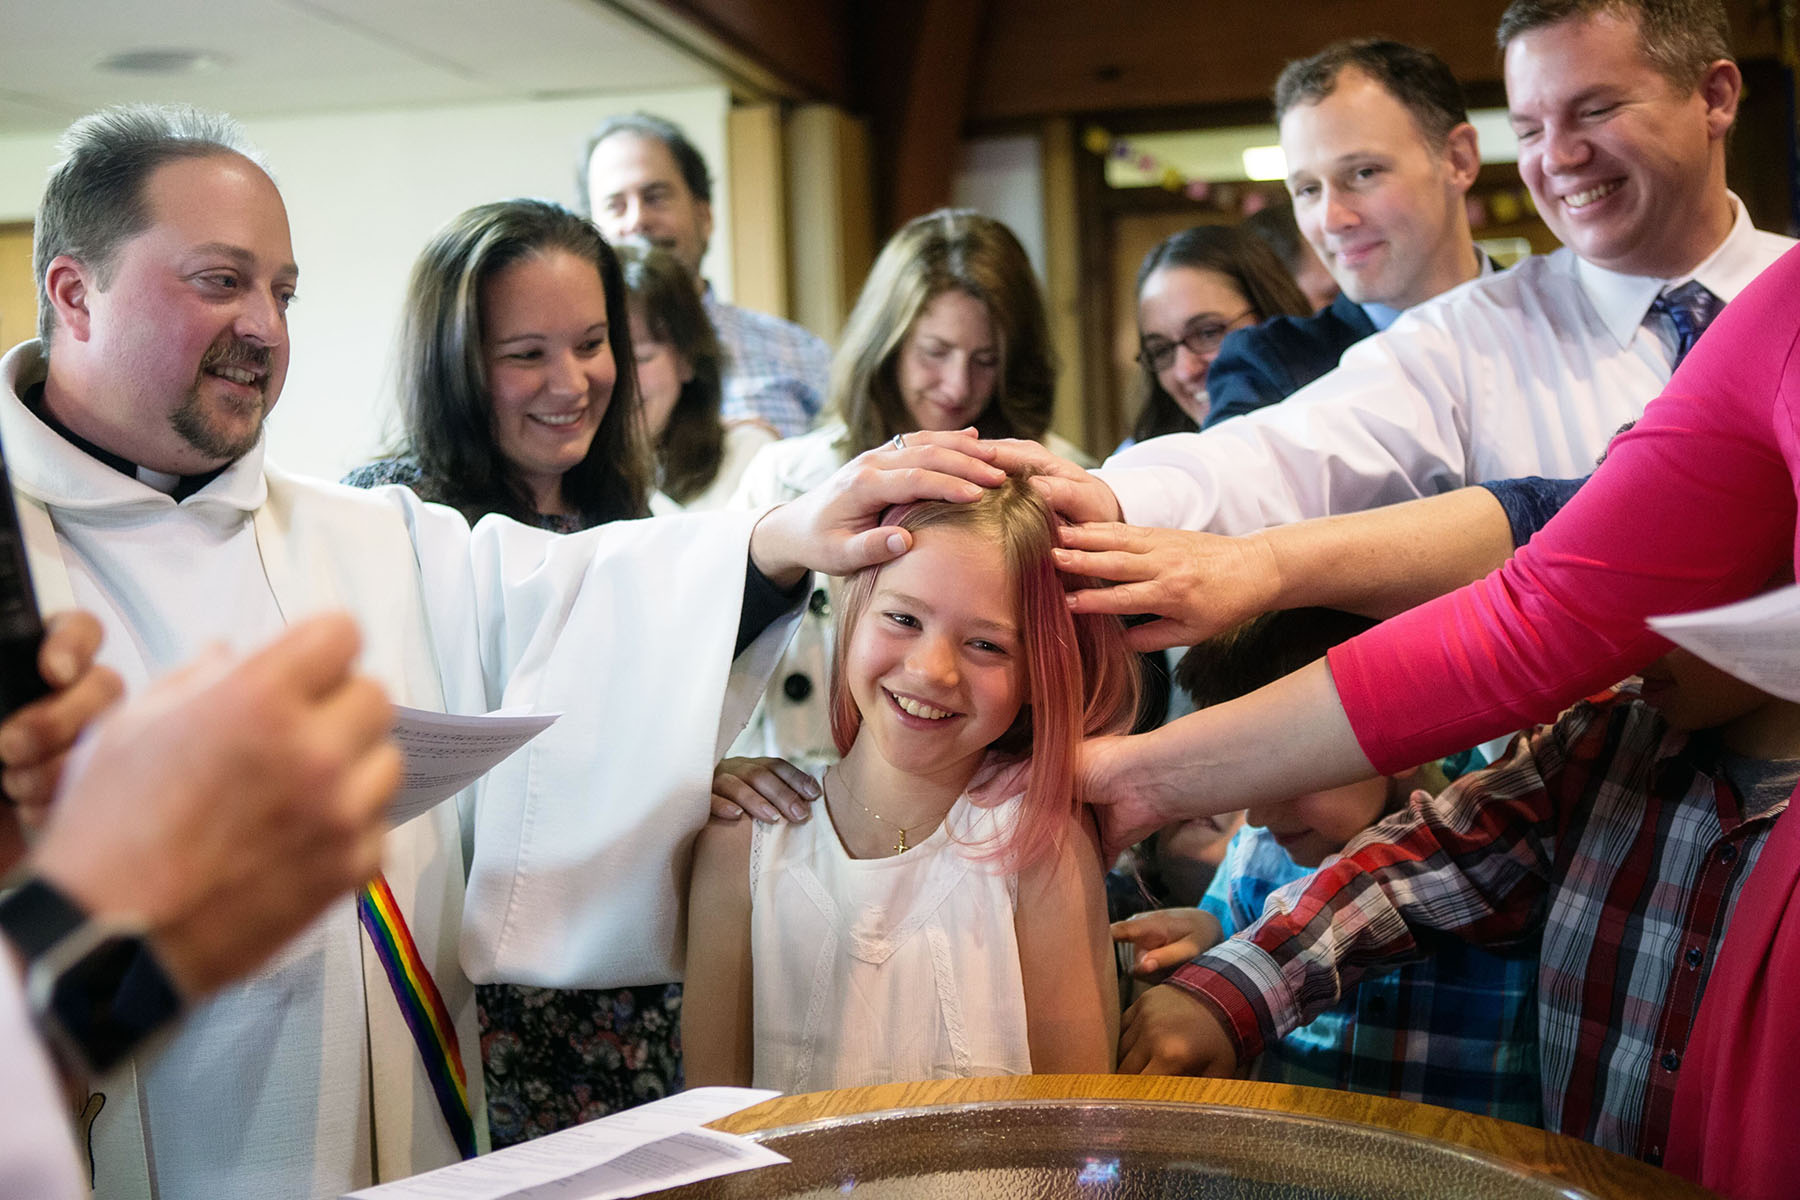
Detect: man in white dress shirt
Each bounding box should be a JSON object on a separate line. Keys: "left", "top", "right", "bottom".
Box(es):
{"left": 12, "top": 103, "right": 1002, "bottom": 1198}
{"left": 1013, "top": 0, "right": 1792, "bottom": 538}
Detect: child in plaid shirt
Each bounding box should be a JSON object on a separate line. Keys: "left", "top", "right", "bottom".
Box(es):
{"left": 1123, "top": 644, "right": 1799, "bottom": 1167}
{"left": 1115, "top": 608, "right": 1541, "bottom": 1124}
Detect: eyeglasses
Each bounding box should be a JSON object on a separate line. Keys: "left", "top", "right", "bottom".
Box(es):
{"left": 1137, "top": 309, "right": 1256, "bottom": 373}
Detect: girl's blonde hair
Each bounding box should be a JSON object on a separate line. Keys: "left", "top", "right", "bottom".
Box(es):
{"left": 827, "top": 476, "right": 1139, "bottom": 869}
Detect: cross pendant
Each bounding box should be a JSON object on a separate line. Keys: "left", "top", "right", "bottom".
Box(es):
{"left": 895, "top": 830, "right": 908, "bottom": 854}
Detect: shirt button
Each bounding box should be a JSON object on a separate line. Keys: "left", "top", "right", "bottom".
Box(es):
{"left": 782, "top": 672, "right": 813, "bottom": 702}
{"left": 1718, "top": 844, "right": 1739, "bottom": 864}
{"left": 1684, "top": 947, "right": 1703, "bottom": 969}
{"left": 1662, "top": 1050, "right": 1681, "bottom": 1071}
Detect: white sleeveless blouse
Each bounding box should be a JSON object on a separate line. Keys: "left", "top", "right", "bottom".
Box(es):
{"left": 748, "top": 791, "right": 1033, "bottom": 1092}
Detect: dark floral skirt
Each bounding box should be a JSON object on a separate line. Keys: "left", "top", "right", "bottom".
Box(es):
{"left": 477, "top": 981, "right": 683, "bottom": 1148}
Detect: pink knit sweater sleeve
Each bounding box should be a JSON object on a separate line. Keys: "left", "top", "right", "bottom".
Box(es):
{"left": 1328, "top": 244, "right": 1800, "bottom": 775}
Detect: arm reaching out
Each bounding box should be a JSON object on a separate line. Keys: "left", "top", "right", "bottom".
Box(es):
{"left": 1081, "top": 658, "right": 1372, "bottom": 858}
{"left": 1055, "top": 487, "right": 1516, "bottom": 653}
{"left": 1112, "top": 907, "right": 1224, "bottom": 981}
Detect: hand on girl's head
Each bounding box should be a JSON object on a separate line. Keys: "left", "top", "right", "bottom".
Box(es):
{"left": 747, "top": 433, "right": 1007, "bottom": 585}
{"left": 981, "top": 439, "right": 1123, "bottom": 525}
{"left": 1053, "top": 523, "right": 1275, "bottom": 653}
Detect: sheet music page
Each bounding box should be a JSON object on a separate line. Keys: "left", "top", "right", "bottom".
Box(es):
{"left": 386, "top": 704, "right": 560, "bottom": 826}
{"left": 1648, "top": 583, "right": 1800, "bottom": 702}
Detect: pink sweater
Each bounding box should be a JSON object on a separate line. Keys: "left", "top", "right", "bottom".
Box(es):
{"left": 1328, "top": 242, "right": 1800, "bottom": 1199}
{"left": 1329, "top": 247, "right": 1800, "bottom": 776}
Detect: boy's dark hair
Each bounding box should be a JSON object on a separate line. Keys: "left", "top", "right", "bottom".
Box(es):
{"left": 1496, "top": 0, "right": 1731, "bottom": 88}
{"left": 1180, "top": 608, "right": 1444, "bottom": 812}
{"left": 1177, "top": 608, "right": 1378, "bottom": 710}
{"left": 1274, "top": 39, "right": 1470, "bottom": 148}
{"left": 578, "top": 112, "right": 712, "bottom": 215}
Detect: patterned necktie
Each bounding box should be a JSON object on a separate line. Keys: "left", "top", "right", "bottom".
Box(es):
{"left": 1647, "top": 279, "right": 1725, "bottom": 367}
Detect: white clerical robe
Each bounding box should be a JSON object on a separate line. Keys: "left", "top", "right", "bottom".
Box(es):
{"left": 0, "top": 954, "right": 86, "bottom": 1200}
{"left": 0, "top": 341, "right": 796, "bottom": 1198}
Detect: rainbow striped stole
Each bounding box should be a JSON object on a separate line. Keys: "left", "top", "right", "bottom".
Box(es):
{"left": 356, "top": 872, "right": 478, "bottom": 1160}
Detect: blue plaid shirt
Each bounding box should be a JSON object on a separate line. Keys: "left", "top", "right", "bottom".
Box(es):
{"left": 1179, "top": 695, "right": 1796, "bottom": 1163}
{"left": 704, "top": 293, "right": 831, "bottom": 438}
{"left": 1201, "top": 824, "right": 1542, "bottom": 1126}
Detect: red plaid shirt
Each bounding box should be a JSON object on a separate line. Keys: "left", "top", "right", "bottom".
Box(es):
{"left": 1170, "top": 693, "right": 1792, "bottom": 1165}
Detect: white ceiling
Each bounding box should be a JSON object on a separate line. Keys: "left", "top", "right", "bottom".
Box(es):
{"left": 0, "top": 0, "right": 727, "bottom": 134}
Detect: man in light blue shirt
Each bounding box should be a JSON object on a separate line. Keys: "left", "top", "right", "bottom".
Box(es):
{"left": 584, "top": 113, "right": 829, "bottom": 438}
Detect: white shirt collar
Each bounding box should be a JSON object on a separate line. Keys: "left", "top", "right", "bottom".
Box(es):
{"left": 1575, "top": 193, "right": 1765, "bottom": 349}
{"left": 0, "top": 340, "right": 268, "bottom": 515}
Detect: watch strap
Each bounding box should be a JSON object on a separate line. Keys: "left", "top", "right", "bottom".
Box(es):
{"left": 0, "top": 877, "right": 87, "bottom": 958}
{"left": 0, "top": 876, "right": 182, "bottom": 1074}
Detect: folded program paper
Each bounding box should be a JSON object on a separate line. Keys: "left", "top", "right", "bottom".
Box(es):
{"left": 343, "top": 1087, "right": 785, "bottom": 1199}
{"left": 1648, "top": 583, "right": 1800, "bottom": 703}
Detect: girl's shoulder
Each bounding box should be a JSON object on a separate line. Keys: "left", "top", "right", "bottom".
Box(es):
{"left": 693, "top": 813, "right": 758, "bottom": 883}
{"left": 947, "top": 787, "right": 1027, "bottom": 846}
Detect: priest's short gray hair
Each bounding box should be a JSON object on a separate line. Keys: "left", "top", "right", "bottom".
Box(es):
{"left": 34, "top": 104, "right": 271, "bottom": 345}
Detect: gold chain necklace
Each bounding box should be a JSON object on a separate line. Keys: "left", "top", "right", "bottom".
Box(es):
{"left": 828, "top": 767, "right": 936, "bottom": 855}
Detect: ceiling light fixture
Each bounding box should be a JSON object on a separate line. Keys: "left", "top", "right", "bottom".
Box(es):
{"left": 96, "top": 49, "right": 229, "bottom": 76}
{"left": 1240, "top": 146, "right": 1287, "bottom": 182}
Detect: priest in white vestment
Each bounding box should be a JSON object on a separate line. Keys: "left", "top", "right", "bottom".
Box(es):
{"left": 12, "top": 104, "right": 1005, "bottom": 1198}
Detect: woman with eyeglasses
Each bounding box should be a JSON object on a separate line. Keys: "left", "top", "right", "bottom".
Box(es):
{"left": 1125, "top": 225, "right": 1311, "bottom": 449}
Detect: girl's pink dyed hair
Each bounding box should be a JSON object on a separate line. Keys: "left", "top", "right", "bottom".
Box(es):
{"left": 827, "top": 475, "right": 1140, "bottom": 871}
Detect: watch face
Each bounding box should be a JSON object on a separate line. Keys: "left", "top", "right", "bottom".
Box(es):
{"left": 51, "top": 937, "right": 181, "bottom": 1073}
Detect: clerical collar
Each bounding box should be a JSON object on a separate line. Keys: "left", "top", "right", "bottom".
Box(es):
{"left": 22, "top": 381, "right": 228, "bottom": 501}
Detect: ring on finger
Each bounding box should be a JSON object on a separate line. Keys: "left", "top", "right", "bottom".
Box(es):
{"left": 889, "top": 433, "right": 906, "bottom": 450}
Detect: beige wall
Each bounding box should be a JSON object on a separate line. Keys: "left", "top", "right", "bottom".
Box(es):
{"left": 785, "top": 104, "right": 875, "bottom": 347}
{"left": 0, "top": 224, "right": 34, "bottom": 352}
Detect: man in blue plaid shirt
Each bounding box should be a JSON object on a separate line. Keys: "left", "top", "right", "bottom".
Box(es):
{"left": 585, "top": 113, "right": 829, "bottom": 438}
